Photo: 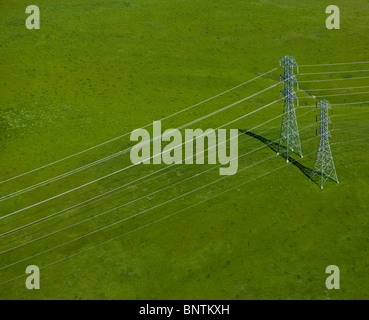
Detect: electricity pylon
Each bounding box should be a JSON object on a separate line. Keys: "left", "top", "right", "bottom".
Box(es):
{"left": 277, "top": 55, "right": 303, "bottom": 163}
{"left": 311, "top": 100, "right": 339, "bottom": 189}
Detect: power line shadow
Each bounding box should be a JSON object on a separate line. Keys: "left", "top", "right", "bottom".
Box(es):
{"left": 238, "top": 129, "right": 316, "bottom": 183}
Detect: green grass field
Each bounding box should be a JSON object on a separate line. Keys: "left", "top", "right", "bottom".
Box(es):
{"left": 1, "top": 0, "right": 369, "bottom": 299}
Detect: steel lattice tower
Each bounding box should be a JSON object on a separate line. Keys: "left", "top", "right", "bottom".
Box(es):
{"left": 311, "top": 100, "right": 339, "bottom": 189}
{"left": 277, "top": 56, "right": 303, "bottom": 163}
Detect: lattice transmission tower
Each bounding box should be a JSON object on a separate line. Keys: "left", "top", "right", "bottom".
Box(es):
{"left": 277, "top": 55, "right": 303, "bottom": 163}
{"left": 311, "top": 100, "right": 339, "bottom": 189}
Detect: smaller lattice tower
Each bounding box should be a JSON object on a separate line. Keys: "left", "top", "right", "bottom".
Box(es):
{"left": 311, "top": 100, "right": 339, "bottom": 189}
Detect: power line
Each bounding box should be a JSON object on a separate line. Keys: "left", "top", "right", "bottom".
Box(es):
{"left": 0, "top": 114, "right": 278, "bottom": 237}
{"left": 0, "top": 98, "right": 283, "bottom": 220}
{"left": 332, "top": 123, "right": 369, "bottom": 131}
{"left": 0, "top": 81, "right": 283, "bottom": 203}
{"left": 299, "top": 76, "right": 369, "bottom": 83}
{"left": 333, "top": 100, "right": 369, "bottom": 106}
{"left": 3, "top": 108, "right": 315, "bottom": 239}
{"left": 331, "top": 137, "right": 369, "bottom": 145}
{"left": 301, "top": 85, "right": 369, "bottom": 92}
{"left": 0, "top": 158, "right": 299, "bottom": 286}
{"left": 299, "top": 91, "right": 369, "bottom": 99}
{"left": 0, "top": 67, "right": 279, "bottom": 185}
{"left": 3, "top": 109, "right": 316, "bottom": 239}
{"left": 299, "top": 69, "right": 369, "bottom": 76}
{"left": 4, "top": 142, "right": 352, "bottom": 287}
{"left": 333, "top": 110, "right": 369, "bottom": 117}
{"left": 0, "top": 155, "right": 278, "bottom": 270}
{"left": 0, "top": 145, "right": 318, "bottom": 274}
{"left": 0, "top": 146, "right": 266, "bottom": 256}
{"left": 300, "top": 61, "right": 369, "bottom": 67}
{"left": 296, "top": 101, "right": 369, "bottom": 109}
{"left": 298, "top": 100, "right": 369, "bottom": 108}
{"left": 0, "top": 117, "right": 317, "bottom": 255}
{"left": 319, "top": 91, "right": 369, "bottom": 98}
{"left": 0, "top": 130, "right": 246, "bottom": 239}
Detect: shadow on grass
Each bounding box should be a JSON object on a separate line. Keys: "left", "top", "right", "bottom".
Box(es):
{"left": 239, "top": 129, "right": 317, "bottom": 184}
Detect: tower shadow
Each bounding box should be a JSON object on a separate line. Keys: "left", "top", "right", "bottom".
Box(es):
{"left": 239, "top": 129, "right": 316, "bottom": 183}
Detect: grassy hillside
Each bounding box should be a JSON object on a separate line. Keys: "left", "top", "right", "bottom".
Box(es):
{"left": 0, "top": 0, "right": 368, "bottom": 299}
